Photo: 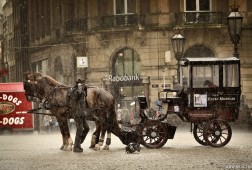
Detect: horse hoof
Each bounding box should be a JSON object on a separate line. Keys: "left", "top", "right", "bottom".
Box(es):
{"left": 60, "top": 145, "right": 64, "bottom": 150}
{"left": 103, "top": 145, "right": 109, "bottom": 150}
{"left": 89, "top": 145, "right": 95, "bottom": 149}
{"left": 94, "top": 147, "right": 100, "bottom": 151}
{"left": 62, "top": 146, "right": 68, "bottom": 151}
{"left": 94, "top": 144, "right": 100, "bottom": 151}
{"left": 73, "top": 146, "right": 83, "bottom": 153}
{"left": 65, "top": 146, "right": 73, "bottom": 151}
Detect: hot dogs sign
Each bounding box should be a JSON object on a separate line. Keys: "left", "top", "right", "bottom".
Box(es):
{"left": 0, "top": 91, "right": 33, "bottom": 129}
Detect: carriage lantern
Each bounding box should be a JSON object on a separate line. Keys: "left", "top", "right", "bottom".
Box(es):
{"left": 227, "top": 2, "right": 243, "bottom": 58}
{"left": 171, "top": 26, "right": 185, "bottom": 83}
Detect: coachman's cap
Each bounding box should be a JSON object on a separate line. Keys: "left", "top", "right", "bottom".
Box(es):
{"left": 204, "top": 80, "right": 211, "bottom": 86}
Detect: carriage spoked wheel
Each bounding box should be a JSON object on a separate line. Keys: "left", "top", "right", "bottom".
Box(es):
{"left": 203, "top": 119, "right": 232, "bottom": 147}
{"left": 193, "top": 123, "right": 207, "bottom": 146}
{"left": 139, "top": 120, "right": 168, "bottom": 149}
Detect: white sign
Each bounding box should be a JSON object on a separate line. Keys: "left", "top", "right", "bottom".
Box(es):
{"left": 77, "top": 57, "right": 88, "bottom": 68}
{"left": 165, "top": 51, "right": 171, "bottom": 63}
{"left": 194, "top": 94, "right": 207, "bottom": 107}
{"left": 108, "top": 74, "right": 140, "bottom": 82}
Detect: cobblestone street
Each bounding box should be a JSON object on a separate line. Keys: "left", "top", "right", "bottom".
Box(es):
{"left": 0, "top": 125, "right": 251, "bottom": 170}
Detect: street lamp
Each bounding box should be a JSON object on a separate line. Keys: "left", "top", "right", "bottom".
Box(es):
{"left": 171, "top": 26, "right": 185, "bottom": 83}
{"left": 227, "top": 2, "right": 243, "bottom": 58}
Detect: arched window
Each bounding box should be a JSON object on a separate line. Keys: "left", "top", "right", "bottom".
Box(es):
{"left": 113, "top": 48, "right": 141, "bottom": 76}
{"left": 184, "top": 45, "right": 215, "bottom": 58}
{"left": 112, "top": 47, "right": 142, "bottom": 109}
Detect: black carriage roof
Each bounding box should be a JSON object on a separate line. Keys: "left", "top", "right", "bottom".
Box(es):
{"left": 179, "top": 57, "right": 240, "bottom": 66}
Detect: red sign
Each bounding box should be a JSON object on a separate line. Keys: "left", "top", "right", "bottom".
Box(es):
{"left": 0, "top": 68, "right": 9, "bottom": 76}
{"left": 0, "top": 83, "right": 33, "bottom": 130}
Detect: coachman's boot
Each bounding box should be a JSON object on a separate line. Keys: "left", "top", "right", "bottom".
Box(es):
{"left": 73, "top": 136, "right": 83, "bottom": 152}
{"left": 73, "top": 145, "right": 83, "bottom": 152}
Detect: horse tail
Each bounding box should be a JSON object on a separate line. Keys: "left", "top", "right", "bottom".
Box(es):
{"left": 107, "top": 105, "right": 122, "bottom": 137}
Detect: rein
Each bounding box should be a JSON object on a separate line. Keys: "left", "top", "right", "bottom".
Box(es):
{"left": 27, "top": 107, "right": 54, "bottom": 116}
{"left": 44, "top": 85, "right": 66, "bottom": 106}
{"left": 25, "top": 78, "right": 89, "bottom": 117}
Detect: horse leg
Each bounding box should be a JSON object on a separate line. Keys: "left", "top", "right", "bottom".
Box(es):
{"left": 94, "top": 128, "right": 106, "bottom": 151}
{"left": 80, "top": 119, "right": 90, "bottom": 144}
{"left": 57, "top": 116, "right": 73, "bottom": 151}
{"left": 90, "top": 121, "right": 100, "bottom": 148}
{"left": 103, "top": 130, "right": 111, "bottom": 150}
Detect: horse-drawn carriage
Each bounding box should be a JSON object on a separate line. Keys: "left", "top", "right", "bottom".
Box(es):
{"left": 136, "top": 57, "right": 241, "bottom": 148}
{"left": 23, "top": 56, "right": 241, "bottom": 152}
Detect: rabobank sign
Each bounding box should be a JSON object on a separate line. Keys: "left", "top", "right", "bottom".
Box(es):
{"left": 109, "top": 74, "right": 140, "bottom": 82}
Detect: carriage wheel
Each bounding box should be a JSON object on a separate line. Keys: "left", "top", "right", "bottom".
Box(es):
{"left": 203, "top": 119, "right": 232, "bottom": 147}
{"left": 139, "top": 120, "right": 168, "bottom": 149}
{"left": 193, "top": 123, "right": 207, "bottom": 146}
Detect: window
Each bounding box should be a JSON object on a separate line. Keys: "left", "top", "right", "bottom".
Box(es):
{"left": 114, "top": 0, "right": 136, "bottom": 14}
{"left": 192, "top": 65, "right": 219, "bottom": 88}
{"left": 185, "top": 0, "right": 211, "bottom": 12}
{"left": 184, "top": 0, "right": 212, "bottom": 23}
{"left": 113, "top": 48, "right": 142, "bottom": 110}
{"left": 223, "top": 64, "right": 239, "bottom": 87}
{"left": 31, "top": 59, "right": 48, "bottom": 74}
{"left": 115, "top": 48, "right": 140, "bottom": 76}
{"left": 181, "top": 66, "right": 190, "bottom": 87}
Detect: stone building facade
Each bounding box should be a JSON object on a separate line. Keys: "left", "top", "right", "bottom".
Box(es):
{"left": 1, "top": 0, "right": 252, "bottom": 121}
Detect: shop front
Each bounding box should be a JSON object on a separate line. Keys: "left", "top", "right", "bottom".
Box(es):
{"left": 106, "top": 47, "right": 149, "bottom": 123}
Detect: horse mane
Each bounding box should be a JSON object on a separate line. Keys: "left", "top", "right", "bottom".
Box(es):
{"left": 33, "top": 72, "right": 44, "bottom": 77}
{"left": 24, "top": 72, "right": 45, "bottom": 81}
{"left": 41, "top": 75, "right": 68, "bottom": 87}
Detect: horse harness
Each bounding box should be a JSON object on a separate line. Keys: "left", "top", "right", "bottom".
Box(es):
{"left": 26, "top": 81, "right": 114, "bottom": 124}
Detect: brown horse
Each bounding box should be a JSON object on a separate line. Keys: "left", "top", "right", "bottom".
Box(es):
{"left": 24, "top": 73, "right": 142, "bottom": 152}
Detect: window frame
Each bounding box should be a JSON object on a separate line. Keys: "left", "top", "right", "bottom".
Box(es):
{"left": 114, "top": 0, "right": 136, "bottom": 15}
{"left": 31, "top": 59, "right": 48, "bottom": 74}
{"left": 184, "top": 0, "right": 212, "bottom": 12}
{"left": 192, "top": 65, "right": 219, "bottom": 88}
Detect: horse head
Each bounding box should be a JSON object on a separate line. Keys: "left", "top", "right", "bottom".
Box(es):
{"left": 23, "top": 72, "right": 44, "bottom": 102}
{"left": 23, "top": 72, "right": 60, "bottom": 103}
{"left": 24, "top": 72, "right": 44, "bottom": 82}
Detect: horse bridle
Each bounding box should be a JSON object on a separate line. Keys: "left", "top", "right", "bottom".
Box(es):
{"left": 24, "top": 79, "right": 60, "bottom": 108}
{"left": 24, "top": 80, "right": 41, "bottom": 102}
{"left": 24, "top": 78, "right": 88, "bottom": 111}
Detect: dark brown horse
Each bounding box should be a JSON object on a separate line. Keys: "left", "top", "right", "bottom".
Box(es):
{"left": 24, "top": 73, "right": 142, "bottom": 152}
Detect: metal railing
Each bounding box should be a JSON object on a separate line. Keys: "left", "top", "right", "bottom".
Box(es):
{"left": 65, "top": 19, "right": 88, "bottom": 32}
{"left": 175, "top": 12, "right": 226, "bottom": 25}
{"left": 100, "top": 14, "right": 145, "bottom": 28}
{"left": 63, "top": 12, "right": 226, "bottom": 33}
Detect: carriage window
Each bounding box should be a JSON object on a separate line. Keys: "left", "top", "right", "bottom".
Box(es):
{"left": 223, "top": 64, "right": 239, "bottom": 87}
{"left": 192, "top": 65, "right": 219, "bottom": 88}
{"left": 181, "top": 66, "right": 190, "bottom": 88}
